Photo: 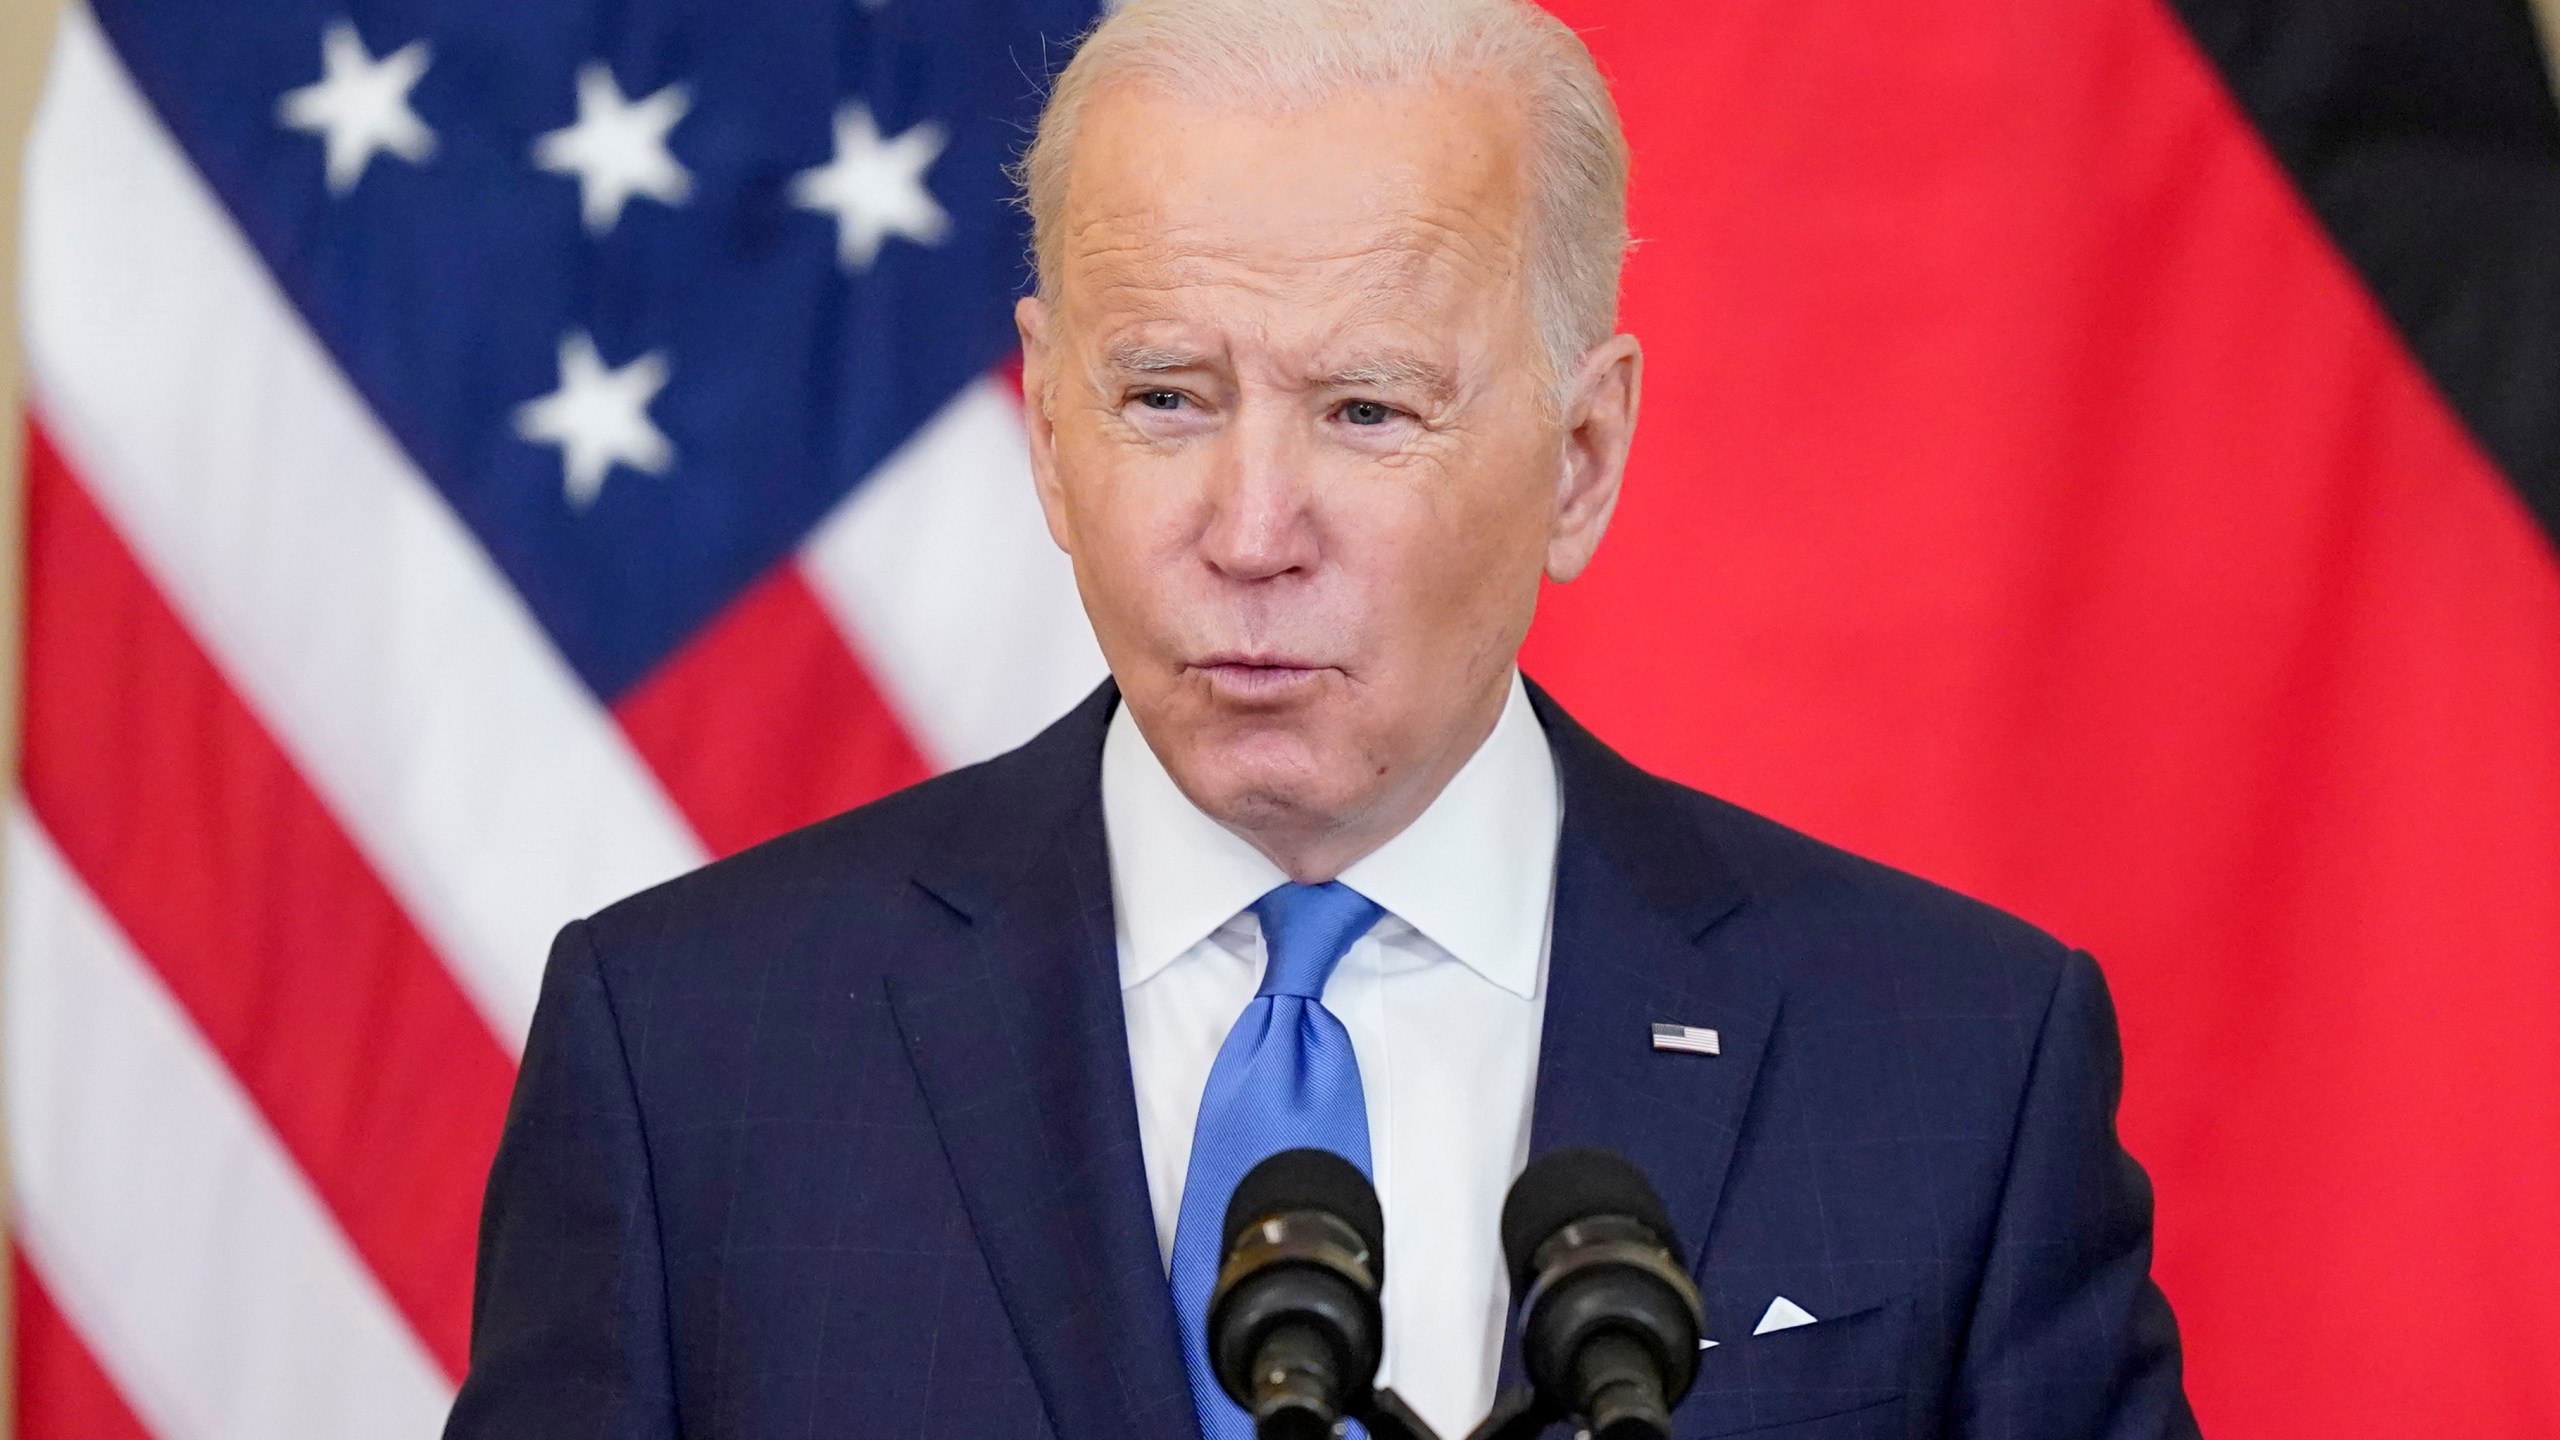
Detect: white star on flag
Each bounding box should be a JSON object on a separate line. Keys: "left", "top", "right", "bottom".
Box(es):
{"left": 514, "top": 331, "right": 675, "bottom": 508}
{"left": 533, "top": 63, "right": 693, "bottom": 236}
{"left": 276, "top": 21, "right": 436, "bottom": 195}
{"left": 790, "top": 103, "right": 952, "bottom": 270}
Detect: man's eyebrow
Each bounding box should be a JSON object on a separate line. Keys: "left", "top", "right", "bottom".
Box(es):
{"left": 1101, "top": 341, "right": 1213, "bottom": 374}
{"left": 1316, "top": 353, "right": 1457, "bottom": 398}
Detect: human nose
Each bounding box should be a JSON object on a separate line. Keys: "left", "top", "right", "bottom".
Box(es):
{"left": 1196, "top": 405, "right": 1318, "bottom": 582}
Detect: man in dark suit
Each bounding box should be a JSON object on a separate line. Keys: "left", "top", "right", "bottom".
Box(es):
{"left": 444, "top": 0, "right": 2196, "bottom": 1436}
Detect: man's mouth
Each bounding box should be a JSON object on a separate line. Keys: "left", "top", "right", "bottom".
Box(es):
{"left": 1189, "top": 654, "right": 1335, "bottom": 701}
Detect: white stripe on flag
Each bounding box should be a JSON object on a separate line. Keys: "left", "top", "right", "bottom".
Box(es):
{"left": 21, "top": 9, "right": 707, "bottom": 1047}
{"left": 4, "top": 805, "right": 457, "bottom": 1440}
{"left": 797, "top": 376, "right": 1108, "bottom": 769}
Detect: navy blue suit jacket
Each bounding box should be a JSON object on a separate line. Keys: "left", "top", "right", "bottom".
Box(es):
{"left": 444, "top": 682, "right": 2196, "bottom": 1439}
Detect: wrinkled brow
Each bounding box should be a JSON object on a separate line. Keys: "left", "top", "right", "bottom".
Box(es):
{"left": 1101, "top": 341, "right": 1214, "bottom": 375}
{"left": 1317, "top": 353, "right": 1457, "bottom": 401}
{"left": 1096, "top": 341, "right": 1457, "bottom": 399}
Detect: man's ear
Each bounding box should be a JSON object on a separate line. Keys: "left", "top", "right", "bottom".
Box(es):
{"left": 1545, "top": 333, "right": 1642, "bottom": 583}
{"left": 1016, "top": 295, "right": 1075, "bottom": 554}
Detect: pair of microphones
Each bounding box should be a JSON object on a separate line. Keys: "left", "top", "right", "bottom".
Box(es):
{"left": 1207, "top": 1147, "right": 1703, "bottom": 1440}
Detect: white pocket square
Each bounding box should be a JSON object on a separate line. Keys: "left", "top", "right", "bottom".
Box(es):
{"left": 1752, "top": 1294, "right": 1819, "bottom": 1335}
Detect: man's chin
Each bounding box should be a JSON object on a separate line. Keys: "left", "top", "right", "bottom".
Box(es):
{"left": 1160, "top": 733, "right": 1349, "bottom": 832}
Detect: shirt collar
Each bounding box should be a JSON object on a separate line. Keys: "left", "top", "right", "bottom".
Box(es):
{"left": 1102, "top": 672, "right": 1560, "bottom": 999}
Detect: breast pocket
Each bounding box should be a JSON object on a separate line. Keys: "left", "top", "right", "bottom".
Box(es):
{"left": 1675, "top": 1290, "right": 1912, "bottom": 1438}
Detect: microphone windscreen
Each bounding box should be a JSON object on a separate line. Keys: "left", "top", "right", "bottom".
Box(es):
{"left": 1500, "top": 1147, "right": 1681, "bottom": 1293}
{"left": 1222, "top": 1147, "right": 1384, "bottom": 1261}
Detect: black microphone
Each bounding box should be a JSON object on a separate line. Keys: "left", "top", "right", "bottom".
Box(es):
{"left": 1209, "top": 1148, "right": 1389, "bottom": 1440}
{"left": 1495, "top": 1148, "right": 1704, "bottom": 1440}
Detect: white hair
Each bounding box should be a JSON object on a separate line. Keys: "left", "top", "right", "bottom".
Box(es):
{"left": 1017, "top": 0, "right": 1631, "bottom": 395}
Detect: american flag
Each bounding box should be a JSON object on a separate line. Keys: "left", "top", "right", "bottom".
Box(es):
{"left": 14, "top": 0, "right": 2560, "bottom": 1437}
{"left": 12, "top": 1, "right": 1106, "bottom": 1432}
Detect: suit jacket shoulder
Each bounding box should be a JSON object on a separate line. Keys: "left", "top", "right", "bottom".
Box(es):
{"left": 1532, "top": 685, "right": 2079, "bottom": 1005}
{"left": 576, "top": 683, "right": 1120, "bottom": 994}
{"left": 593, "top": 676, "right": 2070, "bottom": 1014}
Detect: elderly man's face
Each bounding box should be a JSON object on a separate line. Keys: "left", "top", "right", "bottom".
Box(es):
{"left": 1020, "top": 78, "right": 1636, "bottom": 877}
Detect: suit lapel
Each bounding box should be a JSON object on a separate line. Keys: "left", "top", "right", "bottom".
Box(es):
{"left": 883, "top": 680, "right": 1781, "bottom": 1434}
{"left": 1525, "top": 687, "right": 1781, "bottom": 1281}
{"left": 887, "top": 683, "right": 1199, "bottom": 1440}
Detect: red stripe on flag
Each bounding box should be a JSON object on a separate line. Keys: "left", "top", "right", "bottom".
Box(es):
{"left": 18, "top": 419, "right": 511, "bottom": 1379}
{"left": 1529, "top": 0, "right": 2560, "bottom": 1431}
{"left": 15, "top": 1249, "right": 159, "bottom": 1440}
{"left": 615, "top": 561, "right": 931, "bottom": 857}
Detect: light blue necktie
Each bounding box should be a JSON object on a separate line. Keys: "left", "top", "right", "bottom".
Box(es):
{"left": 1169, "top": 881, "right": 1384, "bottom": 1440}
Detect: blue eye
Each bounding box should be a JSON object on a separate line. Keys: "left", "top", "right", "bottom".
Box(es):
{"left": 1341, "top": 400, "right": 1394, "bottom": 426}
{"left": 1139, "top": 390, "right": 1184, "bottom": 410}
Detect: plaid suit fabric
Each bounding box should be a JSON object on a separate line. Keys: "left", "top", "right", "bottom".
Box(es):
{"left": 445, "top": 683, "right": 2195, "bottom": 1439}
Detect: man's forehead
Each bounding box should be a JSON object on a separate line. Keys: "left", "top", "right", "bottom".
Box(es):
{"left": 1056, "top": 78, "right": 1533, "bottom": 287}
{"left": 1063, "top": 206, "right": 1517, "bottom": 355}
{"left": 1067, "top": 221, "right": 1490, "bottom": 314}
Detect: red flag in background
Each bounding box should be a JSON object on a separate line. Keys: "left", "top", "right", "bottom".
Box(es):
{"left": 1527, "top": 0, "right": 2560, "bottom": 1433}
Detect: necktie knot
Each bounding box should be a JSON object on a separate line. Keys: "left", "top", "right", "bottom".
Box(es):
{"left": 1251, "top": 881, "right": 1383, "bottom": 1000}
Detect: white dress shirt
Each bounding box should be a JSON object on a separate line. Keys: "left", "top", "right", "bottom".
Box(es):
{"left": 1104, "top": 673, "right": 1559, "bottom": 1440}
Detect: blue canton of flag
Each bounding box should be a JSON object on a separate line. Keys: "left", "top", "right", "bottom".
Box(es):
{"left": 94, "top": 0, "right": 1103, "bottom": 700}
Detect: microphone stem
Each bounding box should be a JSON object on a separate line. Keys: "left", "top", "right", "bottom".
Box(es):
{"left": 1577, "top": 1332, "right": 1673, "bottom": 1440}
{"left": 1249, "top": 1323, "right": 1346, "bottom": 1440}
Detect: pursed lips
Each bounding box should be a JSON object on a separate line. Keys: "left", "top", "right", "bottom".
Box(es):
{"left": 1188, "top": 654, "right": 1336, "bottom": 701}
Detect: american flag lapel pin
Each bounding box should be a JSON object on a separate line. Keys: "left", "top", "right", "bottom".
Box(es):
{"left": 1650, "top": 1022, "right": 1721, "bottom": 1056}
